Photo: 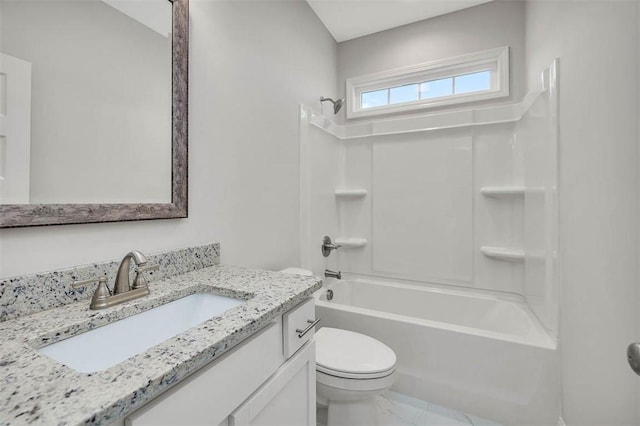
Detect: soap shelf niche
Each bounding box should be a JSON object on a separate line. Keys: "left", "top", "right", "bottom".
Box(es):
{"left": 480, "top": 186, "right": 525, "bottom": 198}
{"left": 335, "top": 238, "right": 367, "bottom": 249}
{"left": 481, "top": 246, "right": 524, "bottom": 262}
{"left": 480, "top": 185, "right": 527, "bottom": 263}
{"left": 335, "top": 189, "right": 368, "bottom": 198}
{"left": 480, "top": 186, "right": 546, "bottom": 198}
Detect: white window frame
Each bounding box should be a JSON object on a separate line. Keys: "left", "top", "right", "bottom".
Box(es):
{"left": 346, "top": 46, "right": 510, "bottom": 119}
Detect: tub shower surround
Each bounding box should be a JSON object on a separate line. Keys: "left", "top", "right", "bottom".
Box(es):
{"left": 301, "top": 61, "right": 560, "bottom": 425}
{"left": 0, "top": 263, "right": 322, "bottom": 425}
{"left": 0, "top": 243, "right": 220, "bottom": 322}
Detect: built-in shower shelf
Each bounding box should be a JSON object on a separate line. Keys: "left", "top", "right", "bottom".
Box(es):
{"left": 335, "top": 238, "right": 368, "bottom": 249}
{"left": 481, "top": 246, "right": 525, "bottom": 262}
{"left": 335, "top": 189, "right": 368, "bottom": 198}
{"left": 480, "top": 186, "right": 547, "bottom": 198}
{"left": 480, "top": 186, "right": 525, "bottom": 198}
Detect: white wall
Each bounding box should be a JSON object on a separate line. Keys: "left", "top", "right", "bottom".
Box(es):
{"left": 637, "top": 4, "right": 640, "bottom": 421}
{"left": 336, "top": 0, "right": 526, "bottom": 123}
{"left": 526, "top": 1, "right": 640, "bottom": 424}
{"left": 0, "top": 0, "right": 337, "bottom": 278}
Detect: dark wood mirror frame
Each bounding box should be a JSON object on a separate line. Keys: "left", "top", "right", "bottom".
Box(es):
{"left": 0, "top": 0, "right": 188, "bottom": 228}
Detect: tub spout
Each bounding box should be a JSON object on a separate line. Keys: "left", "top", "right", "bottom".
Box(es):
{"left": 324, "top": 269, "right": 342, "bottom": 280}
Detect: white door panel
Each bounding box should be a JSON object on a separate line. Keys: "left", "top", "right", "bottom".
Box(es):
{"left": 0, "top": 52, "right": 32, "bottom": 204}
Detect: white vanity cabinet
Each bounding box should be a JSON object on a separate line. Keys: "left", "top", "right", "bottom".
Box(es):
{"left": 124, "top": 298, "right": 316, "bottom": 426}
{"left": 228, "top": 340, "right": 315, "bottom": 426}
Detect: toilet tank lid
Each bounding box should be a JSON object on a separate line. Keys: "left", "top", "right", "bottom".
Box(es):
{"left": 279, "top": 267, "right": 313, "bottom": 276}
{"left": 315, "top": 327, "right": 396, "bottom": 375}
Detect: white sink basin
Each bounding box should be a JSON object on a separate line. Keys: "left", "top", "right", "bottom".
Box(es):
{"left": 38, "top": 293, "right": 245, "bottom": 373}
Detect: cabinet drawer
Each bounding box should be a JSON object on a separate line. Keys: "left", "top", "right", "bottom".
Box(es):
{"left": 282, "top": 298, "right": 316, "bottom": 359}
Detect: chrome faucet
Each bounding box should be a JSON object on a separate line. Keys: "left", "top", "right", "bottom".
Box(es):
{"left": 114, "top": 250, "right": 149, "bottom": 294}
{"left": 72, "top": 250, "right": 158, "bottom": 310}
{"left": 324, "top": 269, "right": 342, "bottom": 279}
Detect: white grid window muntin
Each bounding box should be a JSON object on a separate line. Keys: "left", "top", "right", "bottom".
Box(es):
{"left": 346, "top": 46, "right": 509, "bottom": 119}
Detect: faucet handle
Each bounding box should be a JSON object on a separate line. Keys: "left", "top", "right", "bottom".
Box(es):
{"left": 136, "top": 264, "right": 159, "bottom": 274}
{"left": 132, "top": 264, "right": 159, "bottom": 290}
{"left": 322, "top": 236, "right": 342, "bottom": 257}
{"left": 72, "top": 276, "right": 109, "bottom": 292}
{"left": 72, "top": 277, "right": 112, "bottom": 309}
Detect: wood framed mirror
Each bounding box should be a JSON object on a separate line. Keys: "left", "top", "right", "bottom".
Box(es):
{"left": 0, "top": 0, "right": 188, "bottom": 228}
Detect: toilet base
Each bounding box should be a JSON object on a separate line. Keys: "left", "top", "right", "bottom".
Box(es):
{"left": 316, "top": 371, "right": 395, "bottom": 426}
{"left": 327, "top": 398, "right": 379, "bottom": 426}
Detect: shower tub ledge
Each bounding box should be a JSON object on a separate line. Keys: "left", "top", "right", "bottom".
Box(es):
{"left": 314, "top": 277, "right": 560, "bottom": 426}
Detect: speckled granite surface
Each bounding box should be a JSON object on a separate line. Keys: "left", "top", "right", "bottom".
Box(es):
{"left": 0, "top": 264, "right": 322, "bottom": 426}
{"left": 0, "top": 244, "right": 220, "bottom": 322}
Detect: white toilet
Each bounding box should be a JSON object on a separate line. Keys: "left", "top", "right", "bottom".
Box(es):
{"left": 315, "top": 327, "right": 396, "bottom": 426}
{"left": 279, "top": 268, "right": 397, "bottom": 426}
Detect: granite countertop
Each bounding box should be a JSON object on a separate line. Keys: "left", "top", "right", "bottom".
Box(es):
{"left": 0, "top": 265, "right": 322, "bottom": 426}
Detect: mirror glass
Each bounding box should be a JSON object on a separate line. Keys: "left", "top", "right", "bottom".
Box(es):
{"left": 0, "top": 0, "right": 173, "bottom": 205}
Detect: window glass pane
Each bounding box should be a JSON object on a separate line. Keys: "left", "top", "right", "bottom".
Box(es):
{"left": 361, "top": 89, "right": 388, "bottom": 109}
{"left": 389, "top": 84, "right": 419, "bottom": 104}
{"left": 420, "top": 78, "right": 453, "bottom": 99}
{"left": 454, "top": 70, "right": 491, "bottom": 94}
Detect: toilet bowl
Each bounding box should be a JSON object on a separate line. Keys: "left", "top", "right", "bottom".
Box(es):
{"left": 315, "top": 327, "right": 396, "bottom": 426}
{"left": 279, "top": 268, "right": 397, "bottom": 426}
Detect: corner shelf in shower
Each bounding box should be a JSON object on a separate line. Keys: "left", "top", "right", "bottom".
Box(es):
{"left": 334, "top": 189, "right": 368, "bottom": 198}
{"left": 480, "top": 186, "right": 525, "bottom": 198}
{"left": 480, "top": 246, "right": 525, "bottom": 262}
{"left": 480, "top": 186, "right": 547, "bottom": 198}
{"left": 334, "top": 238, "right": 368, "bottom": 249}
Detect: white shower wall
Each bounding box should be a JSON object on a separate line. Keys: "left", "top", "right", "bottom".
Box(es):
{"left": 299, "top": 107, "right": 343, "bottom": 275}
{"left": 520, "top": 70, "right": 559, "bottom": 340}
{"left": 335, "top": 126, "right": 523, "bottom": 294}
{"left": 300, "top": 64, "right": 559, "bottom": 337}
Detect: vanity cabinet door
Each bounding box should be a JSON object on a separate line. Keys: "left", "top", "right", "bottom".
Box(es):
{"left": 125, "top": 320, "right": 284, "bottom": 426}
{"left": 229, "top": 340, "right": 316, "bottom": 426}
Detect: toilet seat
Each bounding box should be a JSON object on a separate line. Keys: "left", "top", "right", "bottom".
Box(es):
{"left": 316, "top": 368, "right": 396, "bottom": 392}
{"left": 315, "top": 328, "right": 396, "bottom": 380}
{"left": 315, "top": 328, "right": 397, "bottom": 425}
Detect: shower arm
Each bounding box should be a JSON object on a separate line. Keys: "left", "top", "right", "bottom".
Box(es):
{"left": 320, "top": 96, "right": 344, "bottom": 114}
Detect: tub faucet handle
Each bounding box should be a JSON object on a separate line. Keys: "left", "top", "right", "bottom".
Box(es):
{"left": 322, "top": 236, "right": 342, "bottom": 257}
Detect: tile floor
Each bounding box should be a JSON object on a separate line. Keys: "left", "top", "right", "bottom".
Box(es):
{"left": 317, "top": 390, "right": 502, "bottom": 426}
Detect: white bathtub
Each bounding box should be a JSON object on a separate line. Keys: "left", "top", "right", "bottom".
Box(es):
{"left": 314, "top": 278, "right": 560, "bottom": 426}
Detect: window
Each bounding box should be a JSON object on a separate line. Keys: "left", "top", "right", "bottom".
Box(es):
{"left": 346, "top": 47, "right": 509, "bottom": 119}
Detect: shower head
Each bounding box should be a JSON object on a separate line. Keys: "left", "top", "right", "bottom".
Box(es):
{"left": 333, "top": 98, "right": 344, "bottom": 114}
{"left": 320, "top": 96, "right": 345, "bottom": 114}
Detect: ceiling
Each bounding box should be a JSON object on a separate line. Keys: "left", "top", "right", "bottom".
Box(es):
{"left": 102, "top": 0, "right": 172, "bottom": 37}
{"left": 305, "top": 0, "right": 494, "bottom": 42}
